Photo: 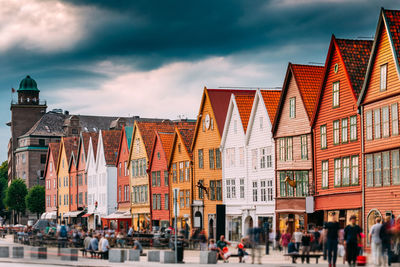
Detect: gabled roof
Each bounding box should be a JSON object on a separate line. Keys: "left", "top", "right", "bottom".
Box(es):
{"left": 272, "top": 63, "right": 323, "bottom": 134}
{"left": 191, "top": 87, "right": 256, "bottom": 149}
{"left": 125, "top": 126, "right": 133, "bottom": 148}
{"left": 311, "top": 35, "right": 372, "bottom": 126}
{"left": 335, "top": 38, "right": 373, "bottom": 99}
{"left": 63, "top": 136, "right": 79, "bottom": 164}
{"left": 81, "top": 132, "right": 99, "bottom": 159}
{"left": 358, "top": 8, "right": 400, "bottom": 105}
{"left": 91, "top": 133, "right": 99, "bottom": 161}
{"left": 101, "top": 130, "right": 122, "bottom": 165}
{"left": 168, "top": 126, "right": 196, "bottom": 167}
{"left": 135, "top": 121, "right": 175, "bottom": 159}
{"left": 44, "top": 142, "right": 60, "bottom": 178}
{"left": 235, "top": 94, "right": 255, "bottom": 132}
{"left": 158, "top": 132, "right": 174, "bottom": 163}
{"left": 260, "top": 90, "right": 281, "bottom": 126}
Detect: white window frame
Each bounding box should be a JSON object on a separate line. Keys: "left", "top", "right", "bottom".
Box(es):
{"left": 322, "top": 160, "right": 329, "bottom": 188}
{"left": 289, "top": 97, "right": 296, "bottom": 118}
{"left": 382, "top": 106, "right": 389, "bottom": 138}
{"left": 392, "top": 103, "right": 399, "bottom": 136}
{"left": 380, "top": 64, "right": 387, "bottom": 91}
{"left": 374, "top": 109, "right": 381, "bottom": 139}
{"left": 333, "top": 81, "right": 340, "bottom": 107}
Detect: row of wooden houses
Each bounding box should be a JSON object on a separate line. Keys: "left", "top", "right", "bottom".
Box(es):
{"left": 43, "top": 8, "right": 400, "bottom": 244}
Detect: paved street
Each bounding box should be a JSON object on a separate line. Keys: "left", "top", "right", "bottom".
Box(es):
{"left": 0, "top": 235, "right": 373, "bottom": 267}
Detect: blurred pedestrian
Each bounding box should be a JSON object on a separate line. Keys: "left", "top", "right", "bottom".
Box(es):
{"left": 293, "top": 228, "right": 303, "bottom": 251}
{"left": 370, "top": 217, "right": 383, "bottom": 266}
{"left": 281, "top": 230, "right": 291, "bottom": 253}
{"left": 301, "top": 230, "right": 311, "bottom": 263}
{"left": 325, "top": 212, "right": 340, "bottom": 267}
{"left": 380, "top": 216, "right": 393, "bottom": 266}
{"left": 344, "top": 215, "right": 362, "bottom": 267}
{"left": 249, "top": 226, "right": 262, "bottom": 264}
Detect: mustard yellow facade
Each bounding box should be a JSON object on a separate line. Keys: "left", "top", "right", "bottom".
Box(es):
{"left": 57, "top": 139, "right": 70, "bottom": 221}
{"left": 192, "top": 89, "right": 223, "bottom": 239}
{"left": 128, "top": 123, "right": 150, "bottom": 231}
{"left": 168, "top": 128, "right": 193, "bottom": 230}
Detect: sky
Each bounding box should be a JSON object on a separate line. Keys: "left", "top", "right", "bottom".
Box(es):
{"left": 0, "top": 0, "right": 399, "bottom": 161}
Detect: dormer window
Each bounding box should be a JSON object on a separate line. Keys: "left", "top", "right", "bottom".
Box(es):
{"left": 380, "top": 64, "right": 387, "bottom": 91}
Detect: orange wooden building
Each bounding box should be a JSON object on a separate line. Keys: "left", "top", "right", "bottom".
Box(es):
{"left": 357, "top": 8, "right": 400, "bottom": 243}
{"left": 312, "top": 36, "right": 372, "bottom": 226}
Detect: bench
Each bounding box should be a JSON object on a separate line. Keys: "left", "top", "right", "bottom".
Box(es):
{"left": 284, "top": 253, "right": 323, "bottom": 264}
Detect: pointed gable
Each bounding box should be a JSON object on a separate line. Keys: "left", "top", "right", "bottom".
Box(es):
{"left": 81, "top": 132, "right": 99, "bottom": 158}
{"left": 136, "top": 121, "right": 175, "bottom": 159}
{"left": 44, "top": 143, "right": 60, "bottom": 176}
{"left": 260, "top": 90, "right": 281, "bottom": 125}
{"left": 291, "top": 64, "right": 324, "bottom": 119}
{"left": 101, "top": 130, "right": 122, "bottom": 165}
{"left": 63, "top": 136, "right": 79, "bottom": 165}
{"left": 335, "top": 38, "right": 373, "bottom": 99}
{"left": 158, "top": 132, "right": 174, "bottom": 162}
{"left": 235, "top": 95, "right": 255, "bottom": 132}
{"left": 383, "top": 9, "right": 400, "bottom": 71}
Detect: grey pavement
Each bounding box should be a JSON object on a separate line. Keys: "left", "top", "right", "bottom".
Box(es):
{"left": 0, "top": 236, "right": 374, "bottom": 267}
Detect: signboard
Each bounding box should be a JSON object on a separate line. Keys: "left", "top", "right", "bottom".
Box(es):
{"left": 305, "top": 196, "right": 314, "bottom": 213}
{"left": 194, "top": 216, "right": 201, "bottom": 228}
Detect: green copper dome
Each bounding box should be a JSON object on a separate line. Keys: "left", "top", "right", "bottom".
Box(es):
{"left": 18, "top": 75, "right": 39, "bottom": 92}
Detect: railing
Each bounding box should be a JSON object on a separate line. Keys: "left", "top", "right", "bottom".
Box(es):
{"left": 11, "top": 99, "right": 47, "bottom": 105}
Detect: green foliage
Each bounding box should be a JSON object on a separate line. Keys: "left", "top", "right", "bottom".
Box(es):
{"left": 0, "top": 161, "right": 7, "bottom": 181}
{"left": 5, "top": 179, "right": 27, "bottom": 214}
{"left": 26, "top": 185, "right": 45, "bottom": 217}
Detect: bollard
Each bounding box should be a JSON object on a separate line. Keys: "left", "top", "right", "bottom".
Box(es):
{"left": 60, "top": 248, "right": 78, "bottom": 261}
{"left": 30, "top": 247, "right": 47, "bottom": 259}
{"left": 109, "top": 249, "right": 125, "bottom": 263}
{"left": 147, "top": 250, "right": 160, "bottom": 262}
{"left": 199, "top": 251, "right": 218, "bottom": 264}
{"left": 0, "top": 246, "right": 9, "bottom": 258}
{"left": 12, "top": 247, "right": 24, "bottom": 258}
{"left": 128, "top": 249, "right": 140, "bottom": 261}
{"left": 160, "top": 251, "right": 176, "bottom": 263}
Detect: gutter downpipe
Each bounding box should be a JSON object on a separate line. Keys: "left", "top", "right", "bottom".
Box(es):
{"left": 359, "top": 106, "right": 365, "bottom": 236}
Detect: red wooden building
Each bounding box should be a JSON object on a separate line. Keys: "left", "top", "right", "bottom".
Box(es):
{"left": 43, "top": 142, "right": 60, "bottom": 220}
{"left": 312, "top": 36, "right": 372, "bottom": 226}
{"left": 357, "top": 9, "right": 400, "bottom": 242}
{"left": 149, "top": 131, "right": 175, "bottom": 229}
{"left": 114, "top": 126, "right": 133, "bottom": 230}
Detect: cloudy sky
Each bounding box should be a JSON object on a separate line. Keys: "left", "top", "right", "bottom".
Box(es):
{"left": 0, "top": 0, "right": 398, "bottom": 161}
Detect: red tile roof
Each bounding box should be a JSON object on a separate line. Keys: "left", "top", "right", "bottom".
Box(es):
{"left": 178, "top": 125, "right": 196, "bottom": 157}
{"left": 158, "top": 132, "right": 175, "bottom": 162}
{"left": 207, "top": 89, "right": 256, "bottom": 134}
{"left": 81, "top": 132, "right": 99, "bottom": 158}
{"left": 235, "top": 95, "right": 255, "bottom": 132}
{"left": 384, "top": 9, "right": 400, "bottom": 69}
{"left": 260, "top": 90, "right": 282, "bottom": 125}
{"left": 335, "top": 38, "right": 373, "bottom": 99}
{"left": 291, "top": 64, "right": 324, "bottom": 119}
{"left": 48, "top": 142, "right": 60, "bottom": 171}
{"left": 101, "top": 130, "right": 122, "bottom": 165}
{"left": 63, "top": 136, "right": 79, "bottom": 166}
{"left": 136, "top": 121, "right": 175, "bottom": 158}
{"left": 91, "top": 132, "right": 99, "bottom": 161}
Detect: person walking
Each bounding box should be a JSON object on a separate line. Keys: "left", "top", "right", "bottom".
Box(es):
{"left": 264, "top": 221, "right": 270, "bottom": 255}
{"left": 249, "top": 226, "right": 262, "bottom": 264}
{"left": 293, "top": 228, "right": 303, "bottom": 251}
{"left": 370, "top": 217, "right": 383, "bottom": 266}
{"left": 301, "top": 230, "right": 311, "bottom": 264}
{"left": 344, "top": 215, "right": 362, "bottom": 267}
{"left": 281, "top": 230, "right": 292, "bottom": 254}
{"left": 325, "top": 212, "right": 340, "bottom": 267}
{"left": 380, "top": 216, "right": 393, "bottom": 267}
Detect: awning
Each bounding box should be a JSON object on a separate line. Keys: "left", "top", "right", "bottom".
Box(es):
{"left": 63, "top": 210, "right": 84, "bottom": 218}
{"left": 103, "top": 211, "right": 131, "bottom": 220}
{"left": 82, "top": 213, "right": 92, "bottom": 218}
{"left": 41, "top": 212, "right": 57, "bottom": 220}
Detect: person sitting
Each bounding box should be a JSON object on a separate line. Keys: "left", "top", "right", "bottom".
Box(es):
{"left": 116, "top": 231, "right": 125, "bottom": 248}
{"left": 237, "top": 238, "right": 249, "bottom": 263}
{"left": 288, "top": 238, "right": 298, "bottom": 254}
{"left": 216, "top": 235, "right": 232, "bottom": 262}
{"left": 83, "top": 233, "right": 92, "bottom": 257}
{"left": 88, "top": 235, "right": 99, "bottom": 258}
{"left": 133, "top": 238, "right": 143, "bottom": 254}
{"left": 100, "top": 234, "right": 110, "bottom": 260}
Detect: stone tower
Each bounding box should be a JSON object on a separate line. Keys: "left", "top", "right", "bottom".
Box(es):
{"left": 8, "top": 75, "right": 47, "bottom": 182}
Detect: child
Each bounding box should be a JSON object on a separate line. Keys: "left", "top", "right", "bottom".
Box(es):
{"left": 237, "top": 238, "right": 249, "bottom": 263}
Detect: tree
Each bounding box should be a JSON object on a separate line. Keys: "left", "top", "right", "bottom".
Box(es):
{"left": 26, "top": 185, "right": 45, "bottom": 219}
{"left": 5, "top": 179, "right": 27, "bottom": 223}
{"left": 0, "top": 161, "right": 9, "bottom": 222}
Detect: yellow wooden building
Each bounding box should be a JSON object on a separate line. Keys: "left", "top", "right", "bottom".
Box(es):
{"left": 191, "top": 87, "right": 256, "bottom": 239}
